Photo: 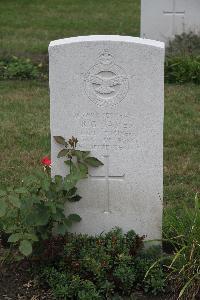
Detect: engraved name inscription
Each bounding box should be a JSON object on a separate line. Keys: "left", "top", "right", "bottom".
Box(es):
{"left": 74, "top": 112, "right": 135, "bottom": 151}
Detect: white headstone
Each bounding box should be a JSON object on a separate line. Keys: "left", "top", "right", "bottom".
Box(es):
{"left": 141, "top": 0, "right": 200, "bottom": 43}
{"left": 49, "top": 35, "right": 164, "bottom": 240}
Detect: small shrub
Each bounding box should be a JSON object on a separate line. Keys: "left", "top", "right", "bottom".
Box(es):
{"left": 0, "top": 136, "right": 103, "bottom": 258}
{"left": 165, "top": 56, "right": 200, "bottom": 84}
{"left": 166, "top": 32, "right": 200, "bottom": 57}
{"left": 135, "top": 246, "right": 166, "bottom": 296}
{"left": 143, "top": 267, "right": 165, "bottom": 296}
{"left": 43, "top": 269, "right": 102, "bottom": 300}
{"left": 0, "top": 56, "right": 45, "bottom": 80}
{"left": 37, "top": 228, "right": 166, "bottom": 298}
{"left": 165, "top": 32, "right": 200, "bottom": 84}
{"left": 113, "top": 255, "right": 136, "bottom": 294}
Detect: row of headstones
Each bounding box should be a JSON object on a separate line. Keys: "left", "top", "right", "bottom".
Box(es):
{"left": 49, "top": 1, "right": 199, "bottom": 241}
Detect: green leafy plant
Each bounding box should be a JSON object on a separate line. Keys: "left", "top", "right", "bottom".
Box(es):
{"left": 42, "top": 270, "right": 102, "bottom": 300}
{"left": 54, "top": 135, "right": 103, "bottom": 182}
{"left": 163, "top": 194, "right": 200, "bottom": 299}
{"left": 166, "top": 32, "right": 200, "bottom": 57}
{"left": 38, "top": 228, "right": 162, "bottom": 299}
{"left": 143, "top": 265, "right": 166, "bottom": 296}
{"left": 113, "top": 255, "right": 136, "bottom": 295}
{"left": 165, "top": 55, "right": 200, "bottom": 84}
{"left": 0, "top": 136, "right": 103, "bottom": 257}
{"left": 136, "top": 246, "right": 166, "bottom": 296}
{"left": 0, "top": 56, "right": 45, "bottom": 80}
{"left": 164, "top": 32, "right": 200, "bottom": 84}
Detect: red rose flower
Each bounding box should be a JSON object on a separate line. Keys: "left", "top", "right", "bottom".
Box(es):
{"left": 41, "top": 156, "right": 51, "bottom": 166}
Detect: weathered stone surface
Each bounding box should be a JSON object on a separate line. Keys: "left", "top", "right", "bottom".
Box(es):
{"left": 49, "top": 35, "right": 165, "bottom": 240}
{"left": 141, "top": 0, "right": 200, "bottom": 43}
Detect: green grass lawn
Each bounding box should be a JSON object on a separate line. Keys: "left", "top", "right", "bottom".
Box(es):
{"left": 0, "top": 0, "right": 140, "bottom": 58}
{"left": 0, "top": 81, "right": 50, "bottom": 188}
{"left": 0, "top": 81, "right": 199, "bottom": 207}
{"left": 164, "top": 85, "right": 200, "bottom": 206}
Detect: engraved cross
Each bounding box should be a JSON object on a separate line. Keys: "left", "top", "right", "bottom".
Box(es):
{"left": 89, "top": 154, "right": 125, "bottom": 214}
{"left": 163, "top": 0, "right": 185, "bottom": 35}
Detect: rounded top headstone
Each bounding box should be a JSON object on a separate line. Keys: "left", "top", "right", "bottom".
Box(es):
{"left": 49, "top": 35, "right": 165, "bottom": 49}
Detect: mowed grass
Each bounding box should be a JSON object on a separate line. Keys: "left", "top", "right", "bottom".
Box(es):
{"left": 164, "top": 85, "right": 200, "bottom": 206}
{"left": 0, "top": 0, "right": 140, "bottom": 57}
{"left": 0, "top": 81, "right": 199, "bottom": 206}
{"left": 0, "top": 81, "right": 50, "bottom": 187}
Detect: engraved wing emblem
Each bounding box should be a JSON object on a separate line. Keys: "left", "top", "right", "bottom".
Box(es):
{"left": 90, "top": 75, "right": 123, "bottom": 95}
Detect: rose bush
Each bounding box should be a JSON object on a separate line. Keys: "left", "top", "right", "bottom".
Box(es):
{"left": 0, "top": 137, "right": 103, "bottom": 258}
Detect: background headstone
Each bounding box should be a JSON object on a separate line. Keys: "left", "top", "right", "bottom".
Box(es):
{"left": 49, "top": 35, "right": 165, "bottom": 240}
{"left": 141, "top": 0, "right": 200, "bottom": 43}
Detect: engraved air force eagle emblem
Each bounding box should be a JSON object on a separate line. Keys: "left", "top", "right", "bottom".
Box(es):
{"left": 84, "top": 50, "right": 129, "bottom": 107}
